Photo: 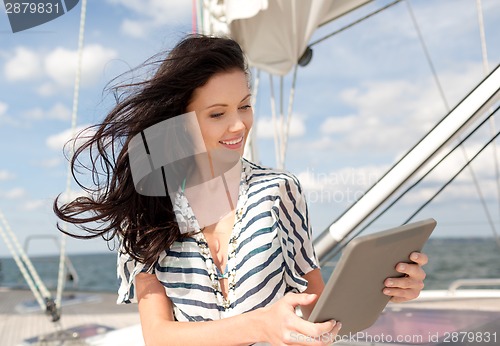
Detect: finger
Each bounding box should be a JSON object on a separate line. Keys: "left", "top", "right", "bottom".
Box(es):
{"left": 292, "top": 320, "right": 342, "bottom": 346}
{"left": 385, "top": 275, "right": 424, "bottom": 290}
{"left": 385, "top": 287, "right": 421, "bottom": 302}
{"left": 293, "top": 318, "right": 337, "bottom": 339}
{"left": 312, "top": 321, "right": 342, "bottom": 346}
{"left": 410, "top": 252, "right": 428, "bottom": 266}
{"left": 394, "top": 262, "right": 426, "bottom": 281}
{"left": 284, "top": 293, "right": 318, "bottom": 308}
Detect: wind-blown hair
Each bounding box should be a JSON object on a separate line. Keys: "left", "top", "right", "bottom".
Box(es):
{"left": 54, "top": 35, "right": 249, "bottom": 266}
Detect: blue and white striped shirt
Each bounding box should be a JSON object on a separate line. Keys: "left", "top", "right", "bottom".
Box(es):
{"left": 117, "top": 159, "right": 319, "bottom": 321}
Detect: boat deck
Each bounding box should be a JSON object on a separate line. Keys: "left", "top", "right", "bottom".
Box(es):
{"left": 2, "top": 288, "right": 500, "bottom": 346}
{"left": 334, "top": 292, "right": 500, "bottom": 345}
{"left": 0, "top": 287, "right": 140, "bottom": 346}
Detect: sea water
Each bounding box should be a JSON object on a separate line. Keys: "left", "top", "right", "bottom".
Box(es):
{"left": 0, "top": 238, "right": 499, "bottom": 293}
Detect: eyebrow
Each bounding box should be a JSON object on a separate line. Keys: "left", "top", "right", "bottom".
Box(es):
{"left": 205, "top": 94, "right": 252, "bottom": 109}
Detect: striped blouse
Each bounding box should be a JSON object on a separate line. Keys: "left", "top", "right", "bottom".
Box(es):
{"left": 117, "top": 158, "right": 319, "bottom": 321}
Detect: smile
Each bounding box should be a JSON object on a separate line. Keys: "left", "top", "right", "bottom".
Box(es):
{"left": 220, "top": 137, "right": 243, "bottom": 145}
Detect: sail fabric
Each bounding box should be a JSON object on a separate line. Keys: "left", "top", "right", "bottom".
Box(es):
{"left": 217, "top": 0, "right": 372, "bottom": 75}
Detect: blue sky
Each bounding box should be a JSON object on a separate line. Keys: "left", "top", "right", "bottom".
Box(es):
{"left": 0, "top": 0, "right": 499, "bottom": 256}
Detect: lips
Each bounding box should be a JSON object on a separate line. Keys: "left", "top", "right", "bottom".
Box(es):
{"left": 219, "top": 136, "right": 244, "bottom": 149}
{"left": 220, "top": 137, "right": 243, "bottom": 145}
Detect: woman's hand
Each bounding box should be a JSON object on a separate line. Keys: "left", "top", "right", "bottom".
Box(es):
{"left": 258, "top": 293, "right": 341, "bottom": 346}
{"left": 383, "top": 251, "right": 429, "bottom": 303}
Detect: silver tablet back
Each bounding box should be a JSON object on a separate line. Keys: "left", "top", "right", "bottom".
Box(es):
{"left": 308, "top": 218, "right": 436, "bottom": 336}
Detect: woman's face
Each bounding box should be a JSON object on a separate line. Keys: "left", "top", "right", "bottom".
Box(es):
{"left": 187, "top": 69, "right": 253, "bottom": 157}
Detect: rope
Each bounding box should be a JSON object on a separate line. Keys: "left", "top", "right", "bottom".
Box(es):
{"left": 269, "top": 74, "right": 281, "bottom": 168}
{"left": 476, "top": 0, "right": 490, "bottom": 75}
{"left": 192, "top": 0, "right": 197, "bottom": 33}
{"left": 56, "top": 0, "right": 87, "bottom": 309}
{"left": 0, "top": 224, "right": 45, "bottom": 310}
{"left": 196, "top": 0, "right": 202, "bottom": 34}
{"left": 476, "top": 0, "right": 500, "bottom": 246}
{"left": 246, "top": 68, "right": 261, "bottom": 163}
{"left": 0, "top": 211, "right": 52, "bottom": 301}
{"left": 281, "top": 65, "right": 298, "bottom": 167}
{"left": 279, "top": 76, "right": 285, "bottom": 169}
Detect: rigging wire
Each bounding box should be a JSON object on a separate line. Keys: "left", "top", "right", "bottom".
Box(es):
{"left": 309, "top": 0, "right": 403, "bottom": 47}
{"left": 56, "top": 0, "right": 88, "bottom": 311}
{"left": 406, "top": 0, "right": 499, "bottom": 243}
{"left": 404, "top": 130, "right": 500, "bottom": 236}
{"left": 324, "top": 105, "right": 500, "bottom": 261}
{"left": 405, "top": 0, "right": 449, "bottom": 110}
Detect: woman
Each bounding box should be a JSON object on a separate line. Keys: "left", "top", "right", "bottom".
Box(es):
{"left": 55, "top": 35, "right": 428, "bottom": 346}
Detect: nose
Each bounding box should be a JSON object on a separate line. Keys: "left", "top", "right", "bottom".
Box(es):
{"left": 228, "top": 113, "right": 246, "bottom": 133}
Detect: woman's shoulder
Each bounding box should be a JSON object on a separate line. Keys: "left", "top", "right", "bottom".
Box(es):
{"left": 242, "top": 158, "right": 303, "bottom": 192}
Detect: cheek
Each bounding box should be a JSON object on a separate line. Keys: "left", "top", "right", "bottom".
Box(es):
{"left": 200, "top": 121, "right": 225, "bottom": 146}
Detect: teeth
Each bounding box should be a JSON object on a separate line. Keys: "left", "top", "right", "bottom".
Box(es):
{"left": 221, "top": 137, "right": 243, "bottom": 145}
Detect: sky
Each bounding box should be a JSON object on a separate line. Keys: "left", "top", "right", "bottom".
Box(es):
{"left": 0, "top": 0, "right": 499, "bottom": 257}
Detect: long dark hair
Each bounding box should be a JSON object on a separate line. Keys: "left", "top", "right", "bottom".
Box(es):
{"left": 54, "top": 35, "right": 249, "bottom": 266}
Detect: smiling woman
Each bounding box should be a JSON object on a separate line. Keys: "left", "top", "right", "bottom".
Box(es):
{"left": 187, "top": 70, "right": 253, "bottom": 155}
{"left": 53, "top": 34, "right": 427, "bottom": 346}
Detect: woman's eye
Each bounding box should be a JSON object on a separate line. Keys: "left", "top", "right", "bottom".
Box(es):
{"left": 239, "top": 105, "right": 252, "bottom": 111}
{"left": 210, "top": 112, "right": 224, "bottom": 118}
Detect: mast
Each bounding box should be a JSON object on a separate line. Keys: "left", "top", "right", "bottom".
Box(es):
{"left": 314, "top": 65, "right": 500, "bottom": 261}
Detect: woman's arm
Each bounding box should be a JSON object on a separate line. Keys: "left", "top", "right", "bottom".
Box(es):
{"left": 136, "top": 272, "right": 339, "bottom": 346}
{"left": 300, "top": 268, "right": 325, "bottom": 319}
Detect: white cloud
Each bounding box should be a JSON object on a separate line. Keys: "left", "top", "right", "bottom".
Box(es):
{"left": 24, "top": 103, "right": 71, "bottom": 121}
{"left": 122, "top": 19, "right": 149, "bottom": 39}
{"left": 418, "top": 141, "right": 500, "bottom": 185}
{"left": 320, "top": 115, "right": 361, "bottom": 135}
{"left": 315, "top": 63, "right": 485, "bottom": 153}
{"left": 305, "top": 136, "right": 335, "bottom": 151}
{"left": 4, "top": 47, "right": 42, "bottom": 81}
{"left": 44, "top": 44, "right": 118, "bottom": 87}
{"left": 107, "top": 0, "right": 191, "bottom": 38}
{"left": 39, "top": 157, "right": 62, "bottom": 168}
{"left": 37, "top": 82, "right": 58, "bottom": 97}
{"left": 0, "top": 101, "right": 8, "bottom": 117}
{"left": 22, "top": 200, "right": 48, "bottom": 211}
{"left": 256, "top": 115, "right": 306, "bottom": 139}
{"left": 46, "top": 125, "right": 95, "bottom": 151}
{"left": 3, "top": 45, "right": 117, "bottom": 94}
{"left": 0, "top": 170, "right": 15, "bottom": 181}
{"left": 3, "top": 188, "right": 26, "bottom": 199}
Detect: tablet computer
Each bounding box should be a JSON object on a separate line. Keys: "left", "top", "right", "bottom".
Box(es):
{"left": 308, "top": 218, "right": 436, "bottom": 336}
